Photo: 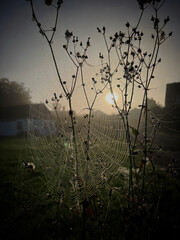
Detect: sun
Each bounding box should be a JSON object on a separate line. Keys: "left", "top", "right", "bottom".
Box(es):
{"left": 106, "top": 92, "right": 118, "bottom": 105}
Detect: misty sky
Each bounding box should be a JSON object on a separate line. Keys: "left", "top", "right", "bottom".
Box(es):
{"left": 1, "top": 0, "right": 180, "bottom": 112}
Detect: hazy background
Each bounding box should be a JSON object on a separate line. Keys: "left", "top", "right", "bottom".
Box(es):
{"left": 1, "top": 0, "right": 180, "bottom": 113}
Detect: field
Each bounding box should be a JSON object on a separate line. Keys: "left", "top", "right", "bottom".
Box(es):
{"left": 0, "top": 137, "right": 180, "bottom": 240}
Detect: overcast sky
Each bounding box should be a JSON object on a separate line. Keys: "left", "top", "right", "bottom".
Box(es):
{"left": 1, "top": 0, "right": 180, "bottom": 112}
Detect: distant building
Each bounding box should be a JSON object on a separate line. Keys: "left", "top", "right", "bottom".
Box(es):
{"left": 0, "top": 104, "right": 56, "bottom": 137}
{"left": 165, "top": 82, "right": 180, "bottom": 107}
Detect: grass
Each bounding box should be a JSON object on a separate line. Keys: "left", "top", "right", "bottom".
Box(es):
{"left": 0, "top": 137, "right": 180, "bottom": 239}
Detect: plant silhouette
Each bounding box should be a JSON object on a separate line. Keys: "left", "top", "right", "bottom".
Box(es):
{"left": 22, "top": 1, "right": 176, "bottom": 239}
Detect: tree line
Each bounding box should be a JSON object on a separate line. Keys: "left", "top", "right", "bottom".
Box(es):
{"left": 0, "top": 78, "right": 31, "bottom": 108}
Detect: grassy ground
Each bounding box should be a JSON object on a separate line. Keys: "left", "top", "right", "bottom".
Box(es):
{"left": 0, "top": 137, "right": 180, "bottom": 239}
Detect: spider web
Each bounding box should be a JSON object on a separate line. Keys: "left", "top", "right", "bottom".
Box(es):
{"left": 26, "top": 102, "right": 129, "bottom": 206}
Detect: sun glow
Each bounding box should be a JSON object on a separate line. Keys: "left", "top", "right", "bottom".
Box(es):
{"left": 106, "top": 92, "right": 118, "bottom": 105}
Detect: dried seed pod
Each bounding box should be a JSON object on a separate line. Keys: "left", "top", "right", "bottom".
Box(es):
{"left": 45, "top": 0, "right": 53, "bottom": 6}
